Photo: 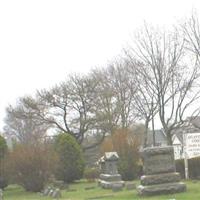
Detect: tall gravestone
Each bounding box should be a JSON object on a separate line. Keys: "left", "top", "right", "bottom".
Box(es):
{"left": 137, "top": 146, "right": 186, "bottom": 195}
{"left": 98, "top": 152, "right": 124, "bottom": 189}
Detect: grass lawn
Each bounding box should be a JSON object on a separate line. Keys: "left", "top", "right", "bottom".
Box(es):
{"left": 4, "top": 180, "right": 200, "bottom": 200}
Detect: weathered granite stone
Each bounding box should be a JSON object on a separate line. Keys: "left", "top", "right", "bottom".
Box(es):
{"left": 103, "top": 152, "right": 119, "bottom": 175}
{"left": 112, "top": 183, "right": 123, "bottom": 192}
{"left": 43, "top": 186, "right": 52, "bottom": 196}
{"left": 137, "top": 182, "right": 186, "bottom": 196}
{"left": 126, "top": 182, "right": 136, "bottom": 190}
{"left": 52, "top": 188, "right": 61, "bottom": 199}
{"left": 48, "top": 189, "right": 54, "bottom": 197}
{"left": 100, "top": 180, "right": 124, "bottom": 189}
{"left": 98, "top": 156, "right": 106, "bottom": 174}
{"left": 141, "top": 172, "right": 181, "bottom": 186}
{"left": 97, "top": 152, "right": 124, "bottom": 189}
{"left": 137, "top": 146, "right": 186, "bottom": 196}
{"left": 142, "top": 146, "right": 175, "bottom": 175}
{"left": 100, "top": 174, "right": 122, "bottom": 182}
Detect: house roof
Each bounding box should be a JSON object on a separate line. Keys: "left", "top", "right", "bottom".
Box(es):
{"left": 147, "top": 129, "right": 167, "bottom": 146}
{"left": 172, "top": 117, "right": 200, "bottom": 144}
{"left": 147, "top": 117, "right": 200, "bottom": 146}
{"left": 186, "top": 116, "right": 200, "bottom": 129}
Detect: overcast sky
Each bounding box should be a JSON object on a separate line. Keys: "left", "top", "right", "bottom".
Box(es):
{"left": 0, "top": 0, "right": 200, "bottom": 131}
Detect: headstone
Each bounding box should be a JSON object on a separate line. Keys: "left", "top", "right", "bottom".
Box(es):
{"left": 137, "top": 146, "right": 186, "bottom": 196}
{"left": 98, "top": 152, "right": 124, "bottom": 189}
{"left": 43, "top": 186, "right": 52, "bottom": 196}
{"left": 48, "top": 189, "right": 54, "bottom": 197}
{"left": 112, "top": 183, "right": 123, "bottom": 192}
{"left": 126, "top": 182, "right": 136, "bottom": 190}
{"left": 52, "top": 188, "right": 62, "bottom": 199}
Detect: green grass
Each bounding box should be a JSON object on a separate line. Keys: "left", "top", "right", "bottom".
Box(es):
{"left": 3, "top": 180, "right": 200, "bottom": 200}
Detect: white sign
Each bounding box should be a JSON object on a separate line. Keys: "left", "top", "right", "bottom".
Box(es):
{"left": 186, "top": 133, "right": 200, "bottom": 158}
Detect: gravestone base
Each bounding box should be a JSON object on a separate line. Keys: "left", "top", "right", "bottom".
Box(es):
{"left": 99, "top": 174, "right": 124, "bottom": 189}
{"left": 141, "top": 172, "right": 181, "bottom": 185}
{"left": 100, "top": 174, "right": 122, "bottom": 182}
{"left": 137, "top": 182, "right": 186, "bottom": 196}
{"left": 137, "top": 146, "right": 186, "bottom": 196}
{"left": 99, "top": 180, "right": 125, "bottom": 189}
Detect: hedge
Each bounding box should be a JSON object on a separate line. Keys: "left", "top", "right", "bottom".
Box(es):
{"left": 176, "top": 156, "right": 200, "bottom": 179}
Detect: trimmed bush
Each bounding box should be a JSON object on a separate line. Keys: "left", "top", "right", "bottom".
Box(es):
{"left": 118, "top": 156, "right": 141, "bottom": 180}
{"left": 54, "top": 133, "right": 85, "bottom": 183}
{"left": 6, "top": 143, "right": 57, "bottom": 192}
{"left": 0, "top": 135, "right": 7, "bottom": 160}
{"left": 0, "top": 135, "right": 8, "bottom": 189}
{"left": 176, "top": 156, "right": 200, "bottom": 179}
{"left": 84, "top": 167, "right": 99, "bottom": 182}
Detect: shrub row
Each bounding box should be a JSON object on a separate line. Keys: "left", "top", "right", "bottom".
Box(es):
{"left": 176, "top": 156, "right": 200, "bottom": 179}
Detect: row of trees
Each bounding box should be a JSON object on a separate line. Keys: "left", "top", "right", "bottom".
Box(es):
{"left": 4, "top": 63, "right": 137, "bottom": 149}
{"left": 3, "top": 15, "right": 200, "bottom": 147}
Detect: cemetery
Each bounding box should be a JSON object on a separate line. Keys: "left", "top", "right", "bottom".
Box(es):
{"left": 2, "top": 145, "right": 200, "bottom": 200}
{"left": 3, "top": 179, "right": 200, "bottom": 200}
{"left": 2, "top": 1, "right": 200, "bottom": 200}
{"left": 3, "top": 127, "right": 200, "bottom": 200}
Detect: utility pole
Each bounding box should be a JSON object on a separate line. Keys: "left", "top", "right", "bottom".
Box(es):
{"left": 183, "top": 130, "right": 189, "bottom": 179}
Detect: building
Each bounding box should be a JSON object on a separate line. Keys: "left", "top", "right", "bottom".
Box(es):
{"left": 147, "top": 117, "right": 200, "bottom": 160}
{"left": 147, "top": 129, "right": 167, "bottom": 147}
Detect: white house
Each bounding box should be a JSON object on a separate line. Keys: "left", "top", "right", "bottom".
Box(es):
{"left": 147, "top": 117, "right": 200, "bottom": 160}
{"left": 172, "top": 134, "right": 184, "bottom": 160}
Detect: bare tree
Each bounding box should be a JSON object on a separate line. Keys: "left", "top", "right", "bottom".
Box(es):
{"left": 127, "top": 24, "right": 200, "bottom": 145}
{"left": 4, "top": 67, "right": 137, "bottom": 150}
{"left": 108, "top": 60, "right": 137, "bottom": 129}
{"left": 91, "top": 59, "right": 137, "bottom": 135}
{"left": 123, "top": 56, "right": 158, "bottom": 147}
{"left": 8, "top": 74, "right": 107, "bottom": 150}
{"left": 91, "top": 67, "right": 120, "bottom": 134}
{"left": 182, "top": 13, "right": 200, "bottom": 57}
{"left": 4, "top": 103, "right": 50, "bottom": 144}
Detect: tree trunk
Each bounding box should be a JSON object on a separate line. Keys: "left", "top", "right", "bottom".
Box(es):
{"left": 152, "top": 116, "right": 156, "bottom": 146}
{"left": 143, "top": 120, "right": 149, "bottom": 148}
{"left": 166, "top": 131, "right": 173, "bottom": 146}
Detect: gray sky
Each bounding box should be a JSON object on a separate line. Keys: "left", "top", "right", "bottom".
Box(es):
{"left": 0, "top": 0, "right": 200, "bottom": 130}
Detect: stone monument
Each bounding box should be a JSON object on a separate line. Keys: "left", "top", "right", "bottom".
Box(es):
{"left": 52, "top": 188, "right": 62, "bottom": 199}
{"left": 43, "top": 186, "right": 52, "bottom": 196}
{"left": 137, "top": 146, "right": 186, "bottom": 195}
{"left": 98, "top": 152, "right": 124, "bottom": 189}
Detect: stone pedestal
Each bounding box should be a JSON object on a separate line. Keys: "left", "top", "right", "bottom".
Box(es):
{"left": 137, "top": 146, "right": 186, "bottom": 196}
{"left": 98, "top": 152, "right": 124, "bottom": 189}
{"left": 99, "top": 174, "right": 124, "bottom": 189}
